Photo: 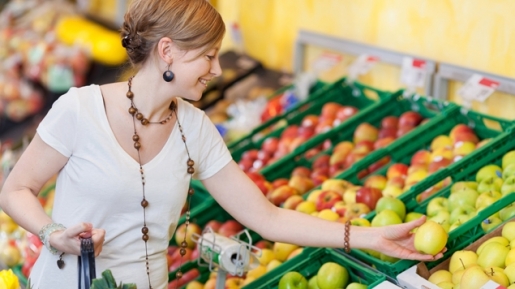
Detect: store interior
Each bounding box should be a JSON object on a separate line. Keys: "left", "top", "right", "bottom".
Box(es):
{"left": 0, "top": 0, "right": 515, "bottom": 288}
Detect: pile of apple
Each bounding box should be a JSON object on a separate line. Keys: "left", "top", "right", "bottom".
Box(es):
{"left": 426, "top": 221, "right": 515, "bottom": 288}
{"left": 237, "top": 102, "right": 360, "bottom": 173}
{"left": 277, "top": 261, "right": 367, "bottom": 289}
{"left": 426, "top": 150, "right": 515, "bottom": 235}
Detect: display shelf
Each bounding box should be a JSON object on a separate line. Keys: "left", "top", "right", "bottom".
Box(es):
{"left": 293, "top": 30, "right": 437, "bottom": 96}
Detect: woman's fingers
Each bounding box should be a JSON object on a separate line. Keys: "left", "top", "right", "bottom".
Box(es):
{"left": 91, "top": 228, "right": 106, "bottom": 257}
{"left": 65, "top": 222, "right": 92, "bottom": 238}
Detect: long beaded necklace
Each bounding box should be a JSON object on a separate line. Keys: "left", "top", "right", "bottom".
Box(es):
{"left": 126, "top": 76, "right": 195, "bottom": 288}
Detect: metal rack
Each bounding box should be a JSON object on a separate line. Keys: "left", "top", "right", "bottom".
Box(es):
{"left": 293, "top": 30, "right": 437, "bottom": 96}
{"left": 432, "top": 63, "right": 515, "bottom": 100}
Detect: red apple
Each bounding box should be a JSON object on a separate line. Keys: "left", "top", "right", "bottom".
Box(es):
{"left": 281, "top": 125, "right": 299, "bottom": 139}
{"left": 175, "top": 223, "right": 202, "bottom": 249}
{"left": 332, "top": 201, "right": 348, "bottom": 217}
{"left": 301, "top": 115, "right": 319, "bottom": 128}
{"left": 288, "top": 175, "right": 315, "bottom": 195}
{"left": 291, "top": 166, "right": 312, "bottom": 178}
{"left": 311, "top": 168, "right": 330, "bottom": 186}
{"left": 238, "top": 159, "right": 253, "bottom": 172}
{"left": 449, "top": 124, "right": 474, "bottom": 141}
{"left": 246, "top": 172, "right": 266, "bottom": 183}
{"left": 378, "top": 127, "right": 398, "bottom": 139}
{"left": 336, "top": 106, "right": 359, "bottom": 120}
{"left": 333, "top": 141, "right": 354, "bottom": 154}
{"left": 453, "top": 132, "right": 479, "bottom": 144}
{"left": 396, "top": 125, "right": 416, "bottom": 137}
{"left": 267, "top": 185, "right": 298, "bottom": 206}
{"left": 322, "top": 139, "right": 332, "bottom": 150}
{"left": 373, "top": 137, "right": 395, "bottom": 150}
{"left": 304, "top": 148, "right": 321, "bottom": 159}
{"left": 353, "top": 123, "right": 379, "bottom": 143}
{"left": 364, "top": 175, "right": 388, "bottom": 190}
{"left": 283, "top": 195, "right": 305, "bottom": 210}
{"left": 315, "top": 119, "right": 334, "bottom": 134}
{"left": 261, "top": 137, "right": 280, "bottom": 154}
{"left": 241, "top": 149, "right": 259, "bottom": 161}
{"left": 355, "top": 140, "right": 375, "bottom": 152}
{"left": 399, "top": 111, "right": 423, "bottom": 127}
{"left": 272, "top": 178, "right": 289, "bottom": 189}
{"left": 410, "top": 150, "right": 431, "bottom": 166}
{"left": 316, "top": 190, "right": 343, "bottom": 211}
{"left": 356, "top": 187, "right": 383, "bottom": 210}
{"left": 386, "top": 163, "right": 409, "bottom": 179}
{"left": 368, "top": 156, "right": 390, "bottom": 173}
{"left": 381, "top": 116, "right": 399, "bottom": 129}
{"left": 255, "top": 240, "right": 273, "bottom": 250}
{"left": 321, "top": 102, "right": 342, "bottom": 118}
{"left": 204, "top": 220, "right": 223, "bottom": 233}
{"left": 428, "top": 157, "right": 453, "bottom": 173}
{"left": 313, "top": 154, "right": 331, "bottom": 169}
{"left": 218, "top": 220, "right": 244, "bottom": 237}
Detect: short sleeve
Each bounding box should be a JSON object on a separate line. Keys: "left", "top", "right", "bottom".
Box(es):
{"left": 195, "top": 112, "right": 232, "bottom": 180}
{"left": 36, "top": 89, "right": 80, "bottom": 157}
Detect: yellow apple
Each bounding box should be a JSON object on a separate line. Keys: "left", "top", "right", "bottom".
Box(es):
{"left": 317, "top": 209, "right": 339, "bottom": 221}
{"left": 246, "top": 265, "right": 267, "bottom": 279}
{"left": 460, "top": 266, "right": 491, "bottom": 289}
{"left": 449, "top": 250, "right": 478, "bottom": 273}
{"left": 257, "top": 248, "right": 275, "bottom": 266}
{"left": 437, "top": 281, "right": 454, "bottom": 289}
{"left": 321, "top": 179, "right": 351, "bottom": 195}
{"left": 503, "top": 222, "right": 515, "bottom": 241}
{"left": 307, "top": 190, "right": 323, "bottom": 203}
{"left": 484, "top": 267, "right": 510, "bottom": 286}
{"left": 185, "top": 281, "right": 203, "bottom": 289}
{"left": 273, "top": 242, "right": 299, "bottom": 262}
{"left": 343, "top": 188, "right": 358, "bottom": 204}
{"left": 242, "top": 276, "right": 256, "bottom": 286}
{"left": 287, "top": 248, "right": 303, "bottom": 260}
{"left": 505, "top": 262, "right": 515, "bottom": 283}
{"left": 478, "top": 242, "right": 510, "bottom": 268}
{"left": 476, "top": 236, "right": 510, "bottom": 255}
{"left": 266, "top": 259, "right": 282, "bottom": 272}
{"left": 382, "top": 185, "right": 404, "bottom": 198}
{"left": 414, "top": 221, "right": 448, "bottom": 255}
{"left": 350, "top": 218, "right": 371, "bottom": 227}
{"left": 295, "top": 201, "right": 317, "bottom": 214}
{"left": 505, "top": 248, "right": 515, "bottom": 267}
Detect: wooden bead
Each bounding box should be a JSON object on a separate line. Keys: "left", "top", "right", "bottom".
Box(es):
{"left": 188, "top": 188, "right": 194, "bottom": 195}
{"left": 142, "top": 234, "right": 149, "bottom": 241}
{"left": 187, "top": 167, "right": 195, "bottom": 174}
{"left": 176, "top": 271, "right": 183, "bottom": 279}
{"left": 179, "top": 248, "right": 186, "bottom": 256}
{"left": 136, "top": 113, "right": 143, "bottom": 120}
{"left": 142, "top": 226, "right": 149, "bottom": 234}
{"left": 141, "top": 199, "right": 148, "bottom": 208}
{"left": 141, "top": 119, "right": 149, "bottom": 125}
{"left": 133, "top": 134, "right": 140, "bottom": 141}
{"left": 181, "top": 241, "right": 188, "bottom": 248}
{"left": 126, "top": 91, "right": 134, "bottom": 99}
{"left": 134, "top": 142, "right": 141, "bottom": 149}
{"left": 187, "top": 159, "right": 194, "bottom": 166}
{"left": 129, "top": 107, "right": 137, "bottom": 114}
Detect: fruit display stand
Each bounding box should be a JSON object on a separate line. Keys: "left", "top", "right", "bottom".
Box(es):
{"left": 343, "top": 124, "right": 515, "bottom": 279}
{"left": 397, "top": 216, "right": 515, "bottom": 289}
{"left": 241, "top": 247, "right": 386, "bottom": 289}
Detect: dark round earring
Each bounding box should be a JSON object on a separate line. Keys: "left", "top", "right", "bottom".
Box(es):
{"left": 163, "top": 64, "right": 174, "bottom": 82}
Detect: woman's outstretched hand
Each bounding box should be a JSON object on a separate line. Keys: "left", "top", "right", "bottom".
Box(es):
{"left": 370, "top": 216, "right": 446, "bottom": 261}
{"left": 49, "top": 222, "right": 105, "bottom": 257}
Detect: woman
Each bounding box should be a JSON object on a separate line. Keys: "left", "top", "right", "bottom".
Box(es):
{"left": 0, "top": 0, "right": 442, "bottom": 288}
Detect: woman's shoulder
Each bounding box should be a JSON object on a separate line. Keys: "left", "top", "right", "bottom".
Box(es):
{"left": 56, "top": 84, "right": 101, "bottom": 107}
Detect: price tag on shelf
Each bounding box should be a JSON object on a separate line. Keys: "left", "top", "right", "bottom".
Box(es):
{"left": 458, "top": 74, "right": 499, "bottom": 103}
{"left": 347, "top": 54, "right": 379, "bottom": 81}
{"left": 312, "top": 51, "right": 343, "bottom": 74}
{"left": 400, "top": 57, "right": 427, "bottom": 89}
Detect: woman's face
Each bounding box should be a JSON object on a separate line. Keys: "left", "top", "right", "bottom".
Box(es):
{"left": 170, "top": 44, "right": 222, "bottom": 101}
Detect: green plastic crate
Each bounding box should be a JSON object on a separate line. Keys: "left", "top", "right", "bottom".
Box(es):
{"left": 12, "top": 265, "right": 27, "bottom": 287}
{"left": 261, "top": 90, "right": 455, "bottom": 183}
{"left": 242, "top": 247, "right": 386, "bottom": 289}
{"left": 229, "top": 78, "right": 391, "bottom": 162}
{"left": 344, "top": 128, "right": 515, "bottom": 278}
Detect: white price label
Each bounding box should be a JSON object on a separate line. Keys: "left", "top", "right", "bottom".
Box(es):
{"left": 458, "top": 74, "right": 499, "bottom": 103}
{"left": 400, "top": 57, "right": 427, "bottom": 88}
{"left": 348, "top": 54, "right": 379, "bottom": 80}
{"left": 312, "top": 52, "right": 343, "bottom": 73}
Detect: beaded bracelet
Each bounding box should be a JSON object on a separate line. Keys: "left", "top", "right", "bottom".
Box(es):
{"left": 38, "top": 223, "right": 66, "bottom": 255}
{"left": 344, "top": 220, "right": 351, "bottom": 253}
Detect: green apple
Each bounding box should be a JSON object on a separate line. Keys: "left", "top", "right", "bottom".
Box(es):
{"left": 447, "top": 189, "right": 479, "bottom": 212}
{"left": 428, "top": 269, "right": 452, "bottom": 284}
{"left": 350, "top": 218, "right": 371, "bottom": 227}
{"left": 375, "top": 197, "right": 406, "bottom": 220}
{"left": 414, "top": 220, "right": 448, "bottom": 255}
{"left": 476, "top": 191, "right": 502, "bottom": 208}
{"left": 459, "top": 266, "right": 491, "bottom": 288}
{"left": 502, "top": 150, "right": 515, "bottom": 169}
{"left": 279, "top": 271, "right": 308, "bottom": 289}
{"left": 481, "top": 216, "right": 503, "bottom": 233}
{"left": 511, "top": 239, "right": 515, "bottom": 249}
{"left": 502, "top": 222, "right": 515, "bottom": 241}
{"left": 316, "top": 262, "right": 349, "bottom": 289}
{"left": 501, "top": 176, "right": 515, "bottom": 196}
{"left": 404, "top": 212, "right": 425, "bottom": 223}
{"left": 500, "top": 205, "right": 515, "bottom": 221}
{"left": 484, "top": 267, "right": 510, "bottom": 286}
{"left": 308, "top": 276, "right": 319, "bottom": 289}
{"left": 345, "top": 283, "right": 366, "bottom": 289}
{"left": 427, "top": 197, "right": 449, "bottom": 217}
{"left": 437, "top": 281, "right": 454, "bottom": 289}
{"left": 476, "top": 164, "right": 503, "bottom": 183}
{"left": 361, "top": 249, "right": 380, "bottom": 258}
{"left": 503, "top": 163, "right": 515, "bottom": 179}
{"left": 476, "top": 236, "right": 510, "bottom": 255}
{"left": 371, "top": 209, "right": 403, "bottom": 227}
{"left": 430, "top": 210, "right": 451, "bottom": 225}
{"left": 505, "top": 262, "right": 515, "bottom": 284}
{"left": 449, "top": 219, "right": 464, "bottom": 232}
{"left": 451, "top": 181, "right": 478, "bottom": 193}
{"left": 379, "top": 253, "right": 399, "bottom": 263}
{"left": 477, "top": 242, "right": 510, "bottom": 268}
{"left": 477, "top": 177, "right": 503, "bottom": 193}
{"left": 450, "top": 205, "right": 476, "bottom": 224}
{"left": 505, "top": 248, "right": 515, "bottom": 266}
{"left": 449, "top": 250, "right": 478, "bottom": 273}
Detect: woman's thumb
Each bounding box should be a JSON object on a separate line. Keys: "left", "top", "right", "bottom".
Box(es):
{"left": 65, "top": 222, "right": 92, "bottom": 237}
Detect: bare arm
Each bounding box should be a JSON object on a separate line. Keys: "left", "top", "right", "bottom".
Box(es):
{"left": 0, "top": 134, "right": 105, "bottom": 256}
{"left": 202, "top": 161, "right": 443, "bottom": 260}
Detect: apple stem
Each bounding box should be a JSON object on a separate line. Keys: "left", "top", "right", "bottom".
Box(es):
{"left": 459, "top": 258, "right": 465, "bottom": 270}
{"left": 490, "top": 267, "right": 494, "bottom": 276}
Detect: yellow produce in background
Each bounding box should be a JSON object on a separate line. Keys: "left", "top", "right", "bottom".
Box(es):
{"left": 0, "top": 269, "right": 20, "bottom": 289}
{"left": 55, "top": 16, "right": 127, "bottom": 66}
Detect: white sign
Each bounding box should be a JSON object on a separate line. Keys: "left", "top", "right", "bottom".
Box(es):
{"left": 347, "top": 54, "right": 379, "bottom": 80}
{"left": 312, "top": 51, "right": 343, "bottom": 73}
{"left": 400, "top": 57, "right": 427, "bottom": 88}
{"left": 458, "top": 74, "right": 499, "bottom": 103}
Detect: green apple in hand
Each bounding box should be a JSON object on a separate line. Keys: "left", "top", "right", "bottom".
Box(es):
{"left": 346, "top": 283, "right": 367, "bottom": 289}
{"left": 451, "top": 181, "right": 478, "bottom": 193}
{"left": 447, "top": 189, "right": 479, "bottom": 212}
{"left": 371, "top": 209, "right": 403, "bottom": 227}
{"left": 500, "top": 205, "right": 515, "bottom": 221}
{"left": 477, "top": 242, "right": 510, "bottom": 268}
{"left": 481, "top": 216, "right": 503, "bottom": 232}
{"left": 450, "top": 205, "right": 476, "bottom": 224}
{"left": 476, "top": 164, "right": 502, "bottom": 183}
{"left": 279, "top": 271, "right": 308, "bottom": 289}
{"left": 501, "top": 176, "right": 515, "bottom": 196}
{"left": 404, "top": 212, "right": 425, "bottom": 223}
{"left": 477, "top": 177, "right": 503, "bottom": 193}
{"left": 316, "top": 262, "right": 349, "bottom": 289}
{"left": 426, "top": 197, "right": 449, "bottom": 217}
{"left": 502, "top": 150, "right": 515, "bottom": 169}
{"left": 449, "top": 250, "right": 478, "bottom": 273}
{"left": 375, "top": 197, "right": 406, "bottom": 220}
{"left": 414, "top": 220, "right": 448, "bottom": 255}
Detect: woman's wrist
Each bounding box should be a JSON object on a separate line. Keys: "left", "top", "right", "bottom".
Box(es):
{"left": 38, "top": 223, "right": 66, "bottom": 255}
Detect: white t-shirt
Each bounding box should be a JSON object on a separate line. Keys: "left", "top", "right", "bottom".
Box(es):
{"left": 29, "top": 85, "right": 232, "bottom": 289}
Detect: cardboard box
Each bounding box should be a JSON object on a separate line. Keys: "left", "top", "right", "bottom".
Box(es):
{"left": 397, "top": 218, "right": 513, "bottom": 289}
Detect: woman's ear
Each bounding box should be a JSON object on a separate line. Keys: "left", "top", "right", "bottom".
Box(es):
{"left": 157, "top": 37, "right": 174, "bottom": 64}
